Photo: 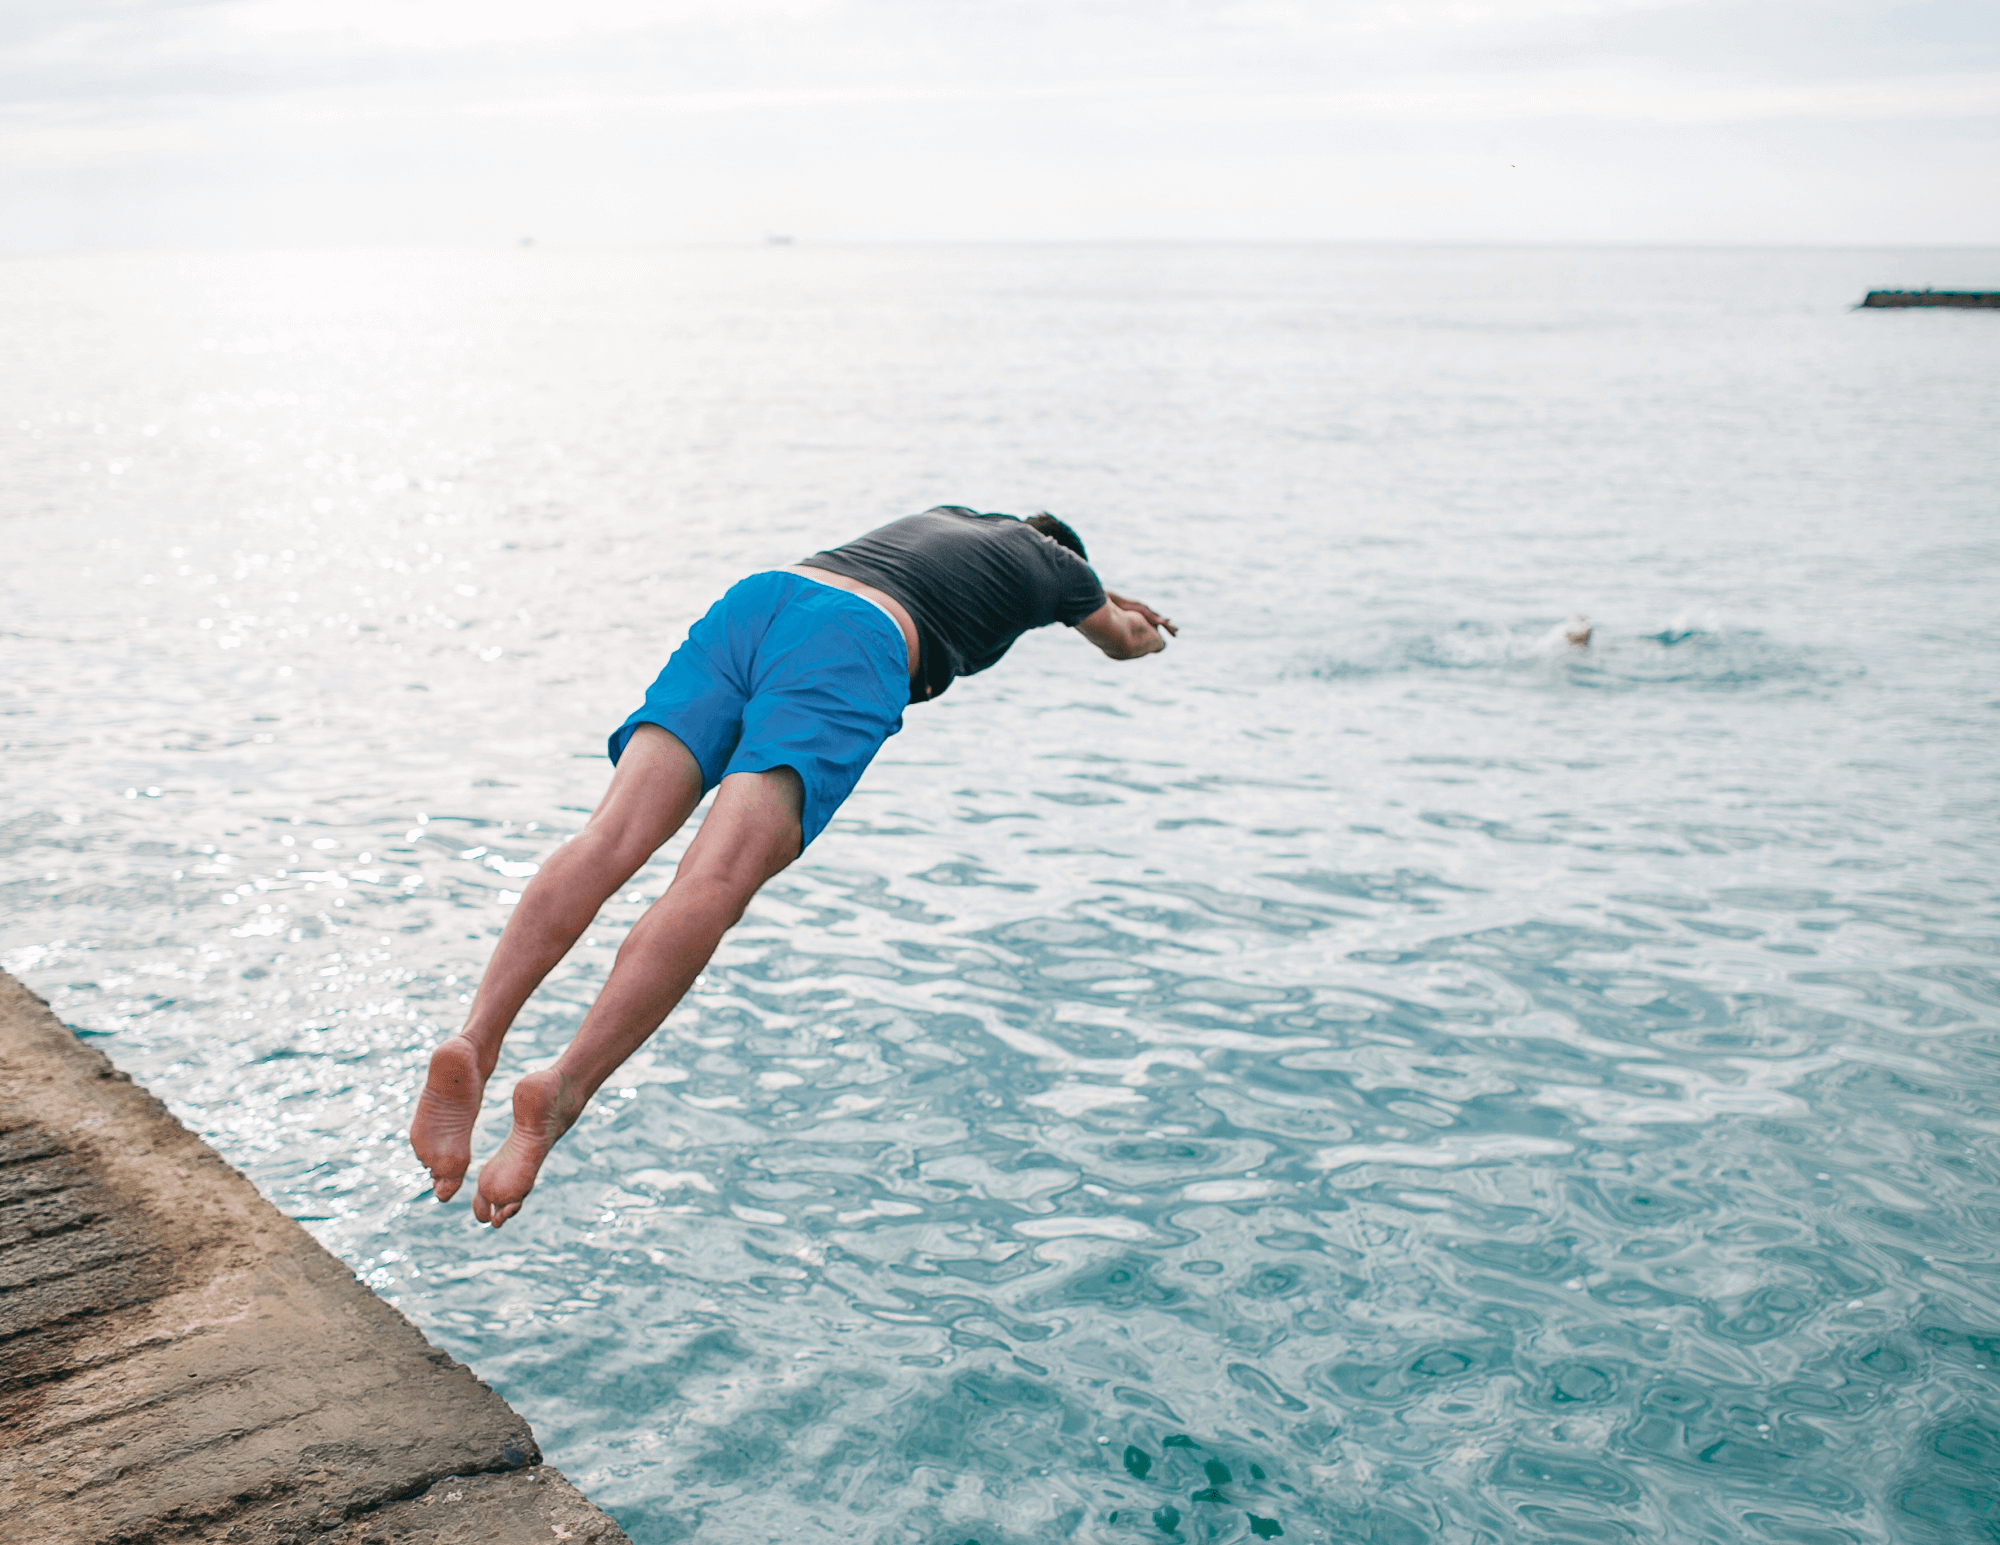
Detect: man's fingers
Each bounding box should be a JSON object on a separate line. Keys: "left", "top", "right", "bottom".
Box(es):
{"left": 1108, "top": 592, "right": 1177, "bottom": 637}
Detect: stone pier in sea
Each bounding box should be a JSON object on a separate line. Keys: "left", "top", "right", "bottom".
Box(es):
{"left": 0, "top": 971, "right": 630, "bottom": 1545}
{"left": 1860, "top": 289, "right": 2000, "bottom": 308}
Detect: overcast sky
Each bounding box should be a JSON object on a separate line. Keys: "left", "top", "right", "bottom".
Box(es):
{"left": 3, "top": 0, "right": 1995, "bottom": 248}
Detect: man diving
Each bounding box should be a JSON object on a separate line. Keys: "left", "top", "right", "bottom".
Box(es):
{"left": 407, "top": 506, "right": 1175, "bottom": 1226}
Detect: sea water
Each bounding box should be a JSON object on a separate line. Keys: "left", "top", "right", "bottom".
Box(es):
{"left": 4, "top": 244, "right": 1998, "bottom": 1544}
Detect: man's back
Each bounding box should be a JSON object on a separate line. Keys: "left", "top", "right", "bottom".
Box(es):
{"left": 800, "top": 507, "right": 1106, "bottom": 700}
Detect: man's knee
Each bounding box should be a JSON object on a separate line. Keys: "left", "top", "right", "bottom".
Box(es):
{"left": 662, "top": 869, "right": 762, "bottom": 937}
{"left": 560, "top": 821, "right": 654, "bottom": 882}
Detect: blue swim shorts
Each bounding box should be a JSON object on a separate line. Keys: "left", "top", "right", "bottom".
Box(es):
{"left": 608, "top": 571, "right": 909, "bottom": 849}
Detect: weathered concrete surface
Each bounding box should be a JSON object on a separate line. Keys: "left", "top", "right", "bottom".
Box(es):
{"left": 0, "top": 971, "right": 632, "bottom": 1544}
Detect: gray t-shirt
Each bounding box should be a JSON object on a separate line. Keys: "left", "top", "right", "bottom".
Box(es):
{"left": 801, "top": 507, "right": 1106, "bottom": 702}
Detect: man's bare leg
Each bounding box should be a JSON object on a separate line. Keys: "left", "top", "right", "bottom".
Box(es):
{"left": 470, "top": 764, "right": 804, "bottom": 1227}
{"left": 408, "top": 727, "right": 705, "bottom": 1199}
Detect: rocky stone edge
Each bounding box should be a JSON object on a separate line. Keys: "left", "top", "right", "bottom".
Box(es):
{"left": 0, "top": 970, "right": 633, "bottom": 1545}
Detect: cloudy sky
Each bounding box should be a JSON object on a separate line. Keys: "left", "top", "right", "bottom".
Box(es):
{"left": 3, "top": 0, "right": 1995, "bottom": 248}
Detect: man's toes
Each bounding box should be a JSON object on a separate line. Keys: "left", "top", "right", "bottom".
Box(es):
{"left": 470, "top": 1185, "right": 519, "bottom": 1227}
{"left": 432, "top": 1172, "right": 463, "bottom": 1203}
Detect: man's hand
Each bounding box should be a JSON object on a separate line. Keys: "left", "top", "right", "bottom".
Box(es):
{"left": 1105, "top": 590, "right": 1178, "bottom": 637}
{"left": 1077, "top": 593, "right": 1174, "bottom": 660}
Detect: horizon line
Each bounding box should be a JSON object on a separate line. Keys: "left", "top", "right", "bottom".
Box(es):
{"left": 6, "top": 235, "right": 2000, "bottom": 261}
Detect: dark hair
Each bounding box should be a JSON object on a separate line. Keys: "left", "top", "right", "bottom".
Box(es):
{"left": 1025, "top": 511, "right": 1087, "bottom": 561}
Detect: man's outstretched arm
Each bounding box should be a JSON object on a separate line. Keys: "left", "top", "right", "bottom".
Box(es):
{"left": 1076, "top": 593, "right": 1175, "bottom": 659}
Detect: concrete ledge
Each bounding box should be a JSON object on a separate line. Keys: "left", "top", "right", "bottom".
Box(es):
{"left": 0, "top": 971, "right": 631, "bottom": 1545}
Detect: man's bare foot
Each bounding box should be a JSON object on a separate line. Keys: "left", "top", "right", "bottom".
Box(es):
{"left": 472, "top": 1067, "right": 582, "bottom": 1228}
{"left": 409, "top": 1035, "right": 489, "bottom": 1202}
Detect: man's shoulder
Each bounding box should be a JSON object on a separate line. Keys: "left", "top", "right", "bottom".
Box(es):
{"left": 919, "top": 505, "right": 1016, "bottom": 526}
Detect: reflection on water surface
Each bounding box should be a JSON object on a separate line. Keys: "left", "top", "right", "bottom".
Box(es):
{"left": 5, "top": 244, "right": 2000, "bottom": 1543}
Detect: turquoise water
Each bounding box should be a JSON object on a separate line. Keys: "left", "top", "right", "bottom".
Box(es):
{"left": 5, "top": 245, "right": 2000, "bottom": 1543}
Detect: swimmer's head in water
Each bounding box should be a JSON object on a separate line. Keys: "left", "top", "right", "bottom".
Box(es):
{"left": 1026, "top": 511, "right": 1087, "bottom": 561}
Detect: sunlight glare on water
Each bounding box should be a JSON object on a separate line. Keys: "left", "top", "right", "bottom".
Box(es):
{"left": 4, "top": 244, "right": 2000, "bottom": 1543}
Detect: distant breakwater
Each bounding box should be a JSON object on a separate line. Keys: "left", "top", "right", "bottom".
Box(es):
{"left": 1860, "top": 289, "right": 2000, "bottom": 309}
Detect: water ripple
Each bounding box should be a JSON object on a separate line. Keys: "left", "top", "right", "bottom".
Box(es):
{"left": 6, "top": 244, "right": 2000, "bottom": 1543}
